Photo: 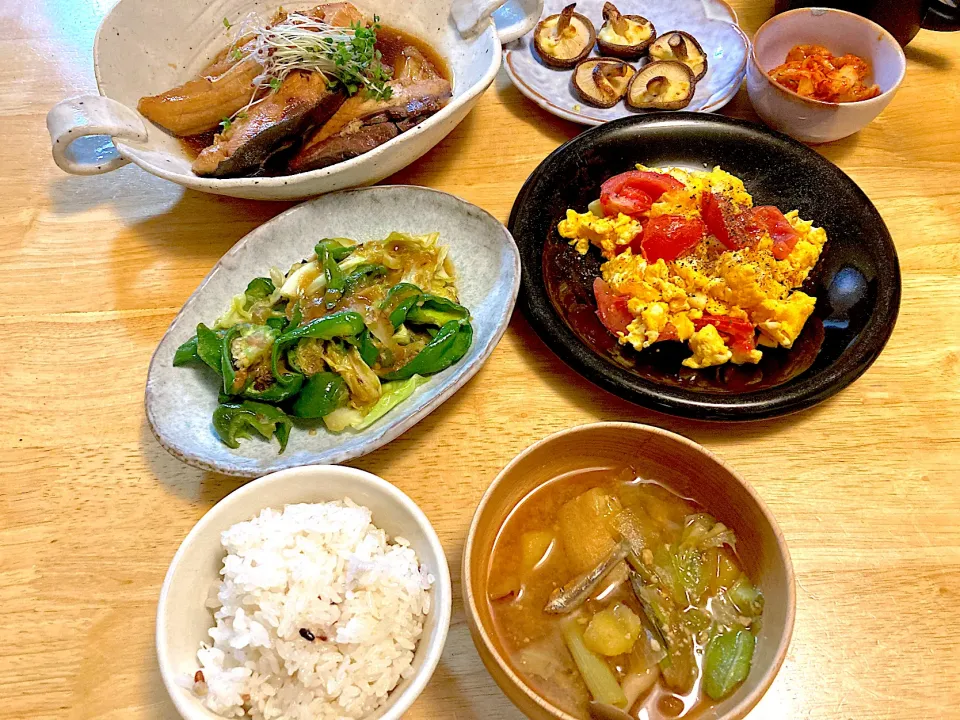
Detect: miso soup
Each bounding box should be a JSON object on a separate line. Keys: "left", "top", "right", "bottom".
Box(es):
{"left": 486, "top": 466, "right": 764, "bottom": 719}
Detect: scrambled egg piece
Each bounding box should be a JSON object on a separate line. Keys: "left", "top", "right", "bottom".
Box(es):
{"left": 558, "top": 209, "right": 643, "bottom": 258}
{"left": 557, "top": 165, "right": 828, "bottom": 368}
{"left": 686, "top": 324, "right": 732, "bottom": 368}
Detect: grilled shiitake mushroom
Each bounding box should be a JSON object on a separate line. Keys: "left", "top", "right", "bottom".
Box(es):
{"left": 626, "top": 60, "right": 696, "bottom": 110}
{"left": 533, "top": 3, "right": 597, "bottom": 69}
{"left": 596, "top": 2, "right": 655, "bottom": 60}
{"left": 649, "top": 30, "right": 708, "bottom": 81}
{"left": 572, "top": 58, "right": 636, "bottom": 108}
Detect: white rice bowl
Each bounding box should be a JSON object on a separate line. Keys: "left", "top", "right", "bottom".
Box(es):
{"left": 191, "top": 500, "right": 434, "bottom": 720}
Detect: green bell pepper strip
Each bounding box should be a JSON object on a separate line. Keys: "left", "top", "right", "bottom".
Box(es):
{"left": 405, "top": 294, "right": 470, "bottom": 327}
{"left": 315, "top": 238, "right": 356, "bottom": 262}
{"left": 220, "top": 325, "right": 250, "bottom": 395}
{"left": 380, "top": 283, "right": 424, "bottom": 329}
{"left": 380, "top": 319, "right": 473, "bottom": 381}
{"left": 173, "top": 336, "right": 201, "bottom": 366}
{"left": 342, "top": 263, "right": 387, "bottom": 296}
{"left": 196, "top": 324, "right": 226, "bottom": 375}
{"left": 288, "top": 372, "right": 348, "bottom": 418}
{"left": 242, "top": 373, "right": 303, "bottom": 402}
{"left": 265, "top": 316, "right": 287, "bottom": 332}
{"left": 319, "top": 246, "right": 345, "bottom": 309}
{"left": 276, "top": 310, "right": 365, "bottom": 346}
{"left": 212, "top": 400, "right": 292, "bottom": 453}
{"left": 270, "top": 311, "right": 367, "bottom": 389}
{"left": 244, "top": 276, "right": 275, "bottom": 301}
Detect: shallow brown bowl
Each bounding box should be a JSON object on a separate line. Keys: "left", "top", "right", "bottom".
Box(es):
{"left": 462, "top": 422, "right": 795, "bottom": 720}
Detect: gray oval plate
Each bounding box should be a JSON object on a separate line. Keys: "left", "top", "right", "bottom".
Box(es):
{"left": 146, "top": 186, "right": 520, "bottom": 477}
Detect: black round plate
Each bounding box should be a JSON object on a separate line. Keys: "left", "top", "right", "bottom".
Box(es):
{"left": 509, "top": 113, "right": 900, "bottom": 421}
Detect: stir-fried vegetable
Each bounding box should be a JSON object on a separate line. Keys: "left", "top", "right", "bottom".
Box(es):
{"left": 173, "top": 232, "right": 472, "bottom": 452}
{"left": 212, "top": 400, "right": 292, "bottom": 452}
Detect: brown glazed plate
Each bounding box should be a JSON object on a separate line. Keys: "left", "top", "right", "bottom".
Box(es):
{"left": 509, "top": 113, "right": 900, "bottom": 420}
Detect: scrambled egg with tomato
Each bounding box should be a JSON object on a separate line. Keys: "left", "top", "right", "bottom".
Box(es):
{"left": 557, "top": 165, "right": 827, "bottom": 369}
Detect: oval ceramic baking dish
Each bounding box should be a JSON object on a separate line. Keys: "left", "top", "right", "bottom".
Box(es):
{"left": 45, "top": 0, "right": 542, "bottom": 200}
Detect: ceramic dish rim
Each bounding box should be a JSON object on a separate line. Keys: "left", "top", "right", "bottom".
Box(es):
{"left": 144, "top": 184, "right": 521, "bottom": 476}
{"left": 750, "top": 6, "right": 906, "bottom": 109}
{"left": 462, "top": 421, "right": 797, "bottom": 720}
{"left": 90, "top": 0, "right": 502, "bottom": 189}
{"left": 508, "top": 112, "right": 901, "bottom": 420}
{"left": 156, "top": 463, "right": 453, "bottom": 720}
{"left": 502, "top": 1, "right": 748, "bottom": 127}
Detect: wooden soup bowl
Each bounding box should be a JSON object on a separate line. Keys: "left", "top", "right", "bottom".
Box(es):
{"left": 463, "top": 422, "right": 795, "bottom": 720}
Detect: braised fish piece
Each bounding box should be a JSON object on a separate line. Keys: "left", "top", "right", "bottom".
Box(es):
{"left": 137, "top": 2, "right": 365, "bottom": 138}
{"left": 138, "top": 58, "right": 263, "bottom": 137}
{"left": 288, "top": 122, "right": 400, "bottom": 171}
{"left": 543, "top": 541, "right": 629, "bottom": 614}
{"left": 288, "top": 69, "right": 451, "bottom": 173}
{"left": 192, "top": 71, "right": 344, "bottom": 177}
{"left": 311, "top": 1, "right": 366, "bottom": 27}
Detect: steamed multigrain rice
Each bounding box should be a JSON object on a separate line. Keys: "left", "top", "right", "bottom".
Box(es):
{"left": 192, "top": 500, "right": 433, "bottom": 720}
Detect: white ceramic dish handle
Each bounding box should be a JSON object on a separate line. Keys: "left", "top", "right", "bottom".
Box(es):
{"left": 47, "top": 95, "right": 147, "bottom": 175}
{"left": 452, "top": 0, "right": 543, "bottom": 44}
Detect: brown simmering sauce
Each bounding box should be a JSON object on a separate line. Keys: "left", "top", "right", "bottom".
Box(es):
{"left": 179, "top": 23, "right": 447, "bottom": 160}
{"left": 375, "top": 24, "right": 450, "bottom": 82}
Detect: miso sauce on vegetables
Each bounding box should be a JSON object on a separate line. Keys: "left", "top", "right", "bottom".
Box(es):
{"left": 172, "top": 232, "right": 473, "bottom": 452}
{"left": 487, "top": 467, "right": 764, "bottom": 719}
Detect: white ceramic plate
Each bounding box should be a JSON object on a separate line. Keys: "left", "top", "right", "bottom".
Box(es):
{"left": 157, "top": 464, "right": 452, "bottom": 720}
{"left": 504, "top": 0, "right": 750, "bottom": 125}
{"left": 145, "top": 185, "right": 520, "bottom": 477}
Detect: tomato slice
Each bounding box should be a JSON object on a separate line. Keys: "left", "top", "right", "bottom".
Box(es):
{"left": 600, "top": 171, "right": 684, "bottom": 218}
{"left": 700, "top": 192, "right": 757, "bottom": 250}
{"left": 593, "top": 278, "right": 633, "bottom": 336}
{"left": 693, "top": 314, "right": 755, "bottom": 340}
{"left": 641, "top": 215, "right": 706, "bottom": 262}
{"left": 748, "top": 206, "right": 800, "bottom": 260}
{"left": 728, "top": 330, "right": 758, "bottom": 363}
{"left": 658, "top": 323, "right": 680, "bottom": 342}
{"left": 601, "top": 183, "right": 652, "bottom": 218}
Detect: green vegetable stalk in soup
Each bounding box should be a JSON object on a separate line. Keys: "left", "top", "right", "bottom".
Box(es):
{"left": 173, "top": 232, "right": 472, "bottom": 453}
{"left": 487, "top": 467, "right": 764, "bottom": 719}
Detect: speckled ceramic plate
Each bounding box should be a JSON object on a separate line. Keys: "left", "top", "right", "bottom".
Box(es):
{"left": 510, "top": 114, "right": 901, "bottom": 420}
{"left": 146, "top": 186, "right": 520, "bottom": 477}
{"left": 504, "top": 0, "right": 749, "bottom": 125}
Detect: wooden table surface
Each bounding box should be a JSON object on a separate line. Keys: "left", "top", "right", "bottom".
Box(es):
{"left": 3, "top": 0, "right": 959, "bottom": 718}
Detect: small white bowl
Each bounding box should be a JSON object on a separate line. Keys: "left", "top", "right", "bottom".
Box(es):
{"left": 156, "top": 464, "right": 452, "bottom": 720}
{"left": 746, "top": 7, "right": 906, "bottom": 143}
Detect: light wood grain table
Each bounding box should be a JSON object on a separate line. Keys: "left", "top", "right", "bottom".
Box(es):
{"left": 2, "top": 0, "right": 959, "bottom": 718}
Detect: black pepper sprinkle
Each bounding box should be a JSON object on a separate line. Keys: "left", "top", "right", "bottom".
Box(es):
{"left": 299, "top": 628, "right": 315, "bottom": 641}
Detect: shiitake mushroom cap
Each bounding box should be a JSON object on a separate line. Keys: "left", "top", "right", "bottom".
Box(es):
{"left": 626, "top": 60, "right": 697, "bottom": 110}
{"left": 649, "top": 30, "right": 708, "bottom": 81}
{"left": 596, "top": 2, "right": 655, "bottom": 60}
{"left": 533, "top": 3, "right": 598, "bottom": 69}
{"left": 572, "top": 57, "right": 636, "bottom": 108}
